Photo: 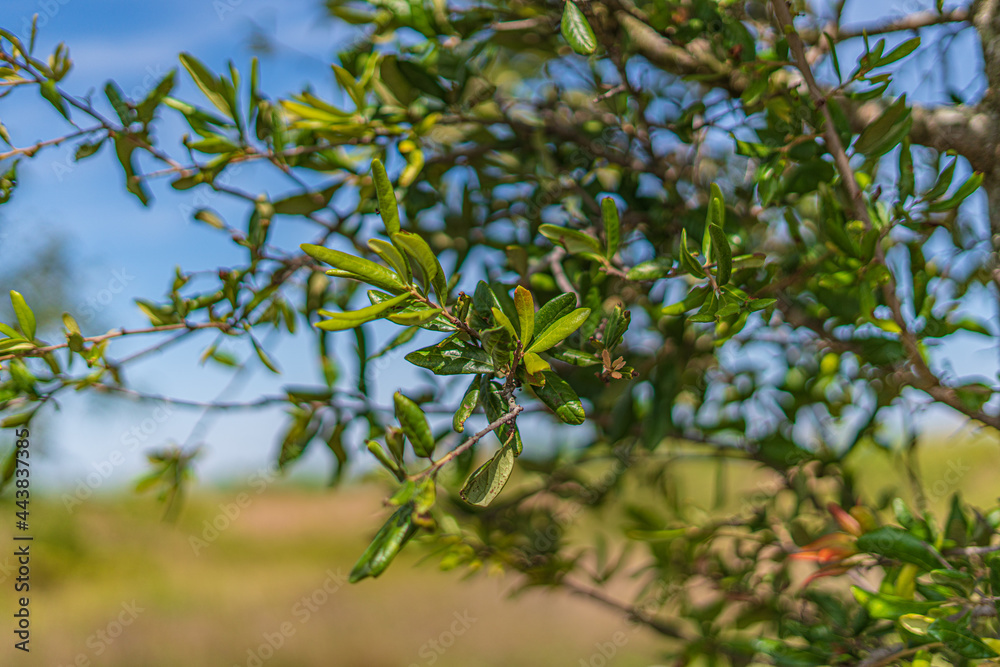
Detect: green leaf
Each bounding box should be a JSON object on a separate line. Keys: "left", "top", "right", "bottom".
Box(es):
{"left": 489, "top": 307, "right": 517, "bottom": 341}
{"left": 527, "top": 307, "right": 590, "bottom": 354}
{"left": 301, "top": 243, "right": 407, "bottom": 293}
{"left": 387, "top": 307, "right": 442, "bottom": 326}
{"left": 925, "top": 172, "right": 983, "bottom": 212}
{"left": 404, "top": 337, "right": 495, "bottom": 375}
{"left": 316, "top": 293, "right": 411, "bottom": 331}
{"left": 114, "top": 135, "right": 152, "bottom": 205}
{"left": 9, "top": 291, "right": 35, "bottom": 340}
{"left": 349, "top": 504, "right": 418, "bottom": 582}
{"left": 708, "top": 224, "right": 732, "bottom": 286}
{"left": 703, "top": 183, "right": 725, "bottom": 262}
{"left": 531, "top": 371, "right": 585, "bottom": 424}
{"left": 561, "top": 0, "right": 597, "bottom": 55}
{"left": 371, "top": 158, "right": 400, "bottom": 236}
{"left": 924, "top": 158, "right": 957, "bottom": 201}
{"left": 39, "top": 79, "right": 69, "bottom": 119}
{"left": 850, "top": 586, "right": 942, "bottom": 620}
{"left": 513, "top": 286, "right": 534, "bottom": 344}
{"left": 482, "top": 379, "right": 522, "bottom": 455}
{"left": 627, "top": 258, "right": 673, "bottom": 281}
{"left": 877, "top": 36, "right": 920, "bottom": 67}
{"left": 272, "top": 184, "right": 339, "bottom": 215}
{"left": 601, "top": 197, "right": 620, "bottom": 258}
{"left": 533, "top": 293, "right": 577, "bottom": 339}
{"left": 250, "top": 336, "right": 280, "bottom": 374}
{"left": 179, "top": 53, "right": 231, "bottom": 118}
{"left": 928, "top": 618, "right": 998, "bottom": 659}
{"left": 854, "top": 95, "right": 909, "bottom": 157}
{"left": 0, "top": 322, "right": 23, "bottom": 339}
{"left": 368, "top": 292, "right": 453, "bottom": 331}
{"left": 394, "top": 391, "right": 435, "bottom": 458}
{"left": 856, "top": 526, "right": 942, "bottom": 570}
{"left": 368, "top": 238, "right": 412, "bottom": 285}
{"left": 899, "top": 137, "right": 915, "bottom": 201}
{"left": 391, "top": 231, "right": 448, "bottom": 303}
{"left": 538, "top": 224, "right": 603, "bottom": 258}
{"left": 453, "top": 375, "right": 481, "bottom": 433}
{"left": 136, "top": 69, "right": 176, "bottom": 123}
{"left": 460, "top": 442, "right": 515, "bottom": 507}
{"left": 679, "top": 228, "right": 705, "bottom": 278}
{"left": 481, "top": 324, "right": 515, "bottom": 371}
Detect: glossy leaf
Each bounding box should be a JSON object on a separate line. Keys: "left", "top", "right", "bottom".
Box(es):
{"left": 394, "top": 392, "right": 435, "bottom": 458}
{"left": 404, "top": 337, "right": 495, "bottom": 375}
{"left": 531, "top": 371, "right": 585, "bottom": 424}
{"left": 392, "top": 231, "right": 448, "bottom": 303}
{"left": 387, "top": 307, "right": 442, "bottom": 326}
{"left": 560, "top": 1, "right": 597, "bottom": 55}
{"left": 371, "top": 158, "right": 400, "bottom": 235}
{"left": 459, "top": 442, "right": 515, "bottom": 507}
{"left": 9, "top": 291, "right": 35, "bottom": 340}
{"left": 708, "top": 224, "right": 732, "bottom": 286}
{"left": 928, "top": 618, "right": 999, "bottom": 659}
{"left": 533, "top": 293, "right": 577, "bottom": 338}
{"left": 526, "top": 307, "right": 591, "bottom": 354}
{"left": 301, "top": 243, "right": 407, "bottom": 293}
{"left": 513, "top": 286, "right": 534, "bottom": 344}
{"left": 316, "top": 293, "right": 410, "bottom": 331}
{"left": 538, "top": 224, "right": 602, "bottom": 258}
{"left": 368, "top": 238, "right": 412, "bottom": 285}
{"left": 679, "top": 228, "right": 705, "bottom": 278}
{"left": 856, "top": 526, "right": 942, "bottom": 570}
{"left": 482, "top": 379, "right": 522, "bottom": 455}
{"left": 348, "top": 503, "right": 418, "bottom": 582}
{"left": 850, "top": 586, "right": 942, "bottom": 620}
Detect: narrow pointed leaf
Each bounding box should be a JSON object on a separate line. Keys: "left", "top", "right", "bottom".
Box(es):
{"left": 601, "top": 198, "right": 620, "bottom": 258}
{"left": 368, "top": 238, "right": 411, "bottom": 284}
{"left": 526, "top": 307, "right": 591, "bottom": 354}
{"left": 392, "top": 231, "right": 448, "bottom": 303}
{"left": 490, "top": 307, "right": 517, "bottom": 340}
{"left": 9, "top": 291, "right": 35, "bottom": 340}
{"left": 513, "top": 286, "right": 535, "bottom": 344}
{"left": 371, "top": 158, "right": 400, "bottom": 235}
{"left": 708, "top": 224, "right": 732, "bottom": 286}
{"left": 679, "top": 228, "right": 705, "bottom": 278}
{"left": 316, "top": 293, "right": 411, "bottom": 331}
{"left": 538, "top": 224, "right": 603, "bottom": 257}
{"left": 349, "top": 504, "right": 417, "bottom": 582}
{"left": 387, "top": 307, "right": 442, "bottom": 326}
{"left": 301, "top": 243, "right": 406, "bottom": 293}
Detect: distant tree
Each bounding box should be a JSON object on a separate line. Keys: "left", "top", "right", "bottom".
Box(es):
{"left": 2, "top": 1, "right": 1000, "bottom": 663}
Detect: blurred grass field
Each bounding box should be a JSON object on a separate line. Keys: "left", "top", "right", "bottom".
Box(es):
{"left": 1, "top": 430, "right": 996, "bottom": 666}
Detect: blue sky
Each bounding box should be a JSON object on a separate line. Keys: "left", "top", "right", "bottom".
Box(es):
{"left": 0, "top": 0, "right": 994, "bottom": 494}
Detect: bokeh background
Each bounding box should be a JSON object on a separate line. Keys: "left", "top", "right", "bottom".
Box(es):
{"left": 0, "top": 0, "right": 995, "bottom": 665}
